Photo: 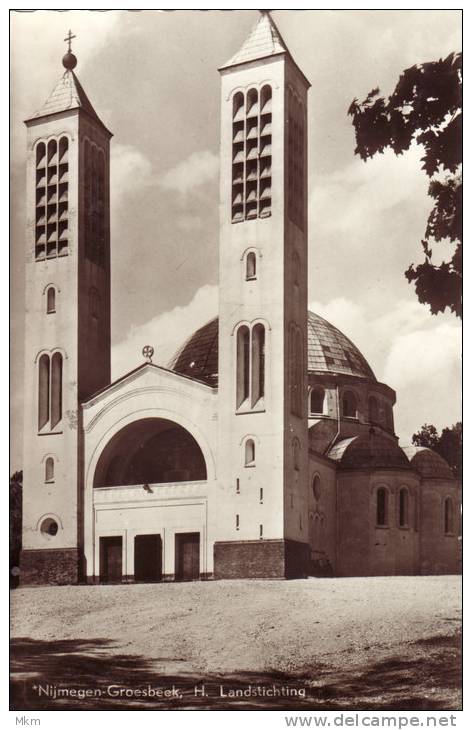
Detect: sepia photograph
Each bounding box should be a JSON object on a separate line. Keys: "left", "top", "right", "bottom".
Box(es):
{"left": 10, "top": 7, "right": 462, "bottom": 713}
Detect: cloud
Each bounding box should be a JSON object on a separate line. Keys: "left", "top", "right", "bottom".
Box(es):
{"left": 111, "top": 143, "right": 154, "bottom": 205}
{"left": 383, "top": 323, "right": 461, "bottom": 388}
{"left": 310, "top": 145, "right": 430, "bottom": 236}
{"left": 112, "top": 284, "right": 218, "bottom": 380}
{"left": 158, "top": 150, "right": 219, "bottom": 195}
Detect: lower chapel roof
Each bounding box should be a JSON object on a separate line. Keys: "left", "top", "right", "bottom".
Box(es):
{"left": 169, "top": 311, "right": 376, "bottom": 386}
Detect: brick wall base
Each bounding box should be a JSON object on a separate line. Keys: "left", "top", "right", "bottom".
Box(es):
{"left": 214, "top": 539, "right": 310, "bottom": 579}
{"left": 20, "top": 548, "right": 80, "bottom": 586}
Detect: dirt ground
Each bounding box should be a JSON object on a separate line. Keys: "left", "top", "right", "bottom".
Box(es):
{"left": 10, "top": 575, "right": 461, "bottom": 711}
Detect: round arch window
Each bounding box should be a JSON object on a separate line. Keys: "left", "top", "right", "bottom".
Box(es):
{"left": 40, "top": 518, "right": 59, "bottom": 538}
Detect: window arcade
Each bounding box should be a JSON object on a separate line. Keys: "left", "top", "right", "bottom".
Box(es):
{"left": 231, "top": 85, "right": 272, "bottom": 223}
{"left": 35, "top": 137, "right": 69, "bottom": 260}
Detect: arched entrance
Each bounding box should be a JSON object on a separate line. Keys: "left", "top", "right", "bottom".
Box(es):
{"left": 93, "top": 417, "right": 207, "bottom": 488}
{"left": 92, "top": 417, "right": 208, "bottom": 583}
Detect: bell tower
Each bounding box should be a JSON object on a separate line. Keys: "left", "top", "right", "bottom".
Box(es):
{"left": 20, "top": 35, "right": 112, "bottom": 584}
{"left": 213, "top": 12, "right": 311, "bottom": 578}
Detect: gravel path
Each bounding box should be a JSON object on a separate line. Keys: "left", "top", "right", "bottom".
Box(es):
{"left": 11, "top": 576, "right": 461, "bottom": 674}
{"left": 10, "top": 576, "right": 461, "bottom": 710}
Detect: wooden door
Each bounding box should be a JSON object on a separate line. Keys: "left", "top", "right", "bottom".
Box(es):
{"left": 175, "top": 533, "right": 200, "bottom": 581}
{"left": 100, "top": 536, "right": 122, "bottom": 583}
{"left": 134, "top": 534, "right": 162, "bottom": 582}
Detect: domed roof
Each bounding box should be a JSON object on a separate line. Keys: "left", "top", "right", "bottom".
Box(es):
{"left": 169, "top": 311, "right": 376, "bottom": 386}
{"left": 328, "top": 433, "right": 411, "bottom": 471}
{"left": 402, "top": 446, "right": 454, "bottom": 479}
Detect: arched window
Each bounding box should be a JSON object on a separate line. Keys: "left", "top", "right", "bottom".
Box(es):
{"left": 246, "top": 251, "right": 256, "bottom": 280}
{"left": 251, "top": 323, "right": 265, "bottom": 406}
{"left": 51, "top": 353, "right": 63, "bottom": 429}
{"left": 312, "top": 474, "right": 321, "bottom": 501}
{"left": 38, "top": 352, "right": 63, "bottom": 431}
{"left": 45, "top": 457, "right": 54, "bottom": 482}
{"left": 46, "top": 287, "right": 56, "bottom": 314}
{"left": 376, "top": 487, "right": 388, "bottom": 526}
{"left": 293, "top": 438, "right": 300, "bottom": 471}
{"left": 236, "top": 325, "right": 250, "bottom": 407}
{"left": 244, "top": 438, "right": 255, "bottom": 467}
{"left": 444, "top": 497, "right": 454, "bottom": 534}
{"left": 310, "top": 387, "right": 325, "bottom": 415}
{"left": 38, "top": 354, "right": 50, "bottom": 430}
{"left": 236, "top": 323, "right": 266, "bottom": 410}
{"left": 368, "top": 396, "right": 379, "bottom": 424}
{"left": 399, "top": 487, "right": 409, "bottom": 527}
{"left": 342, "top": 390, "right": 357, "bottom": 418}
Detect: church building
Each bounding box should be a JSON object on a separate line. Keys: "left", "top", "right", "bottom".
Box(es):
{"left": 20, "top": 12, "right": 461, "bottom": 585}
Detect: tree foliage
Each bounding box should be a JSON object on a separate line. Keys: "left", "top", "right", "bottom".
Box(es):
{"left": 412, "top": 422, "right": 462, "bottom": 479}
{"left": 348, "top": 52, "right": 462, "bottom": 317}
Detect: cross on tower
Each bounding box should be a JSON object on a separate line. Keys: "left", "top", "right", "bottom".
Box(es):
{"left": 64, "top": 29, "right": 76, "bottom": 53}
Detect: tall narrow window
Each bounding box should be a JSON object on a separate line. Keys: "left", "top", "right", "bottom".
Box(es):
{"left": 444, "top": 497, "right": 454, "bottom": 534}
{"left": 399, "top": 488, "right": 409, "bottom": 527}
{"left": 45, "top": 457, "right": 54, "bottom": 482}
{"left": 236, "top": 323, "right": 266, "bottom": 411}
{"left": 368, "top": 396, "right": 379, "bottom": 424}
{"left": 310, "top": 387, "right": 325, "bottom": 415}
{"left": 342, "top": 390, "right": 357, "bottom": 418}
{"left": 244, "top": 438, "right": 255, "bottom": 467}
{"left": 376, "top": 487, "right": 388, "bottom": 526}
{"left": 251, "top": 323, "right": 265, "bottom": 406}
{"left": 46, "top": 286, "right": 56, "bottom": 314}
{"left": 290, "top": 327, "right": 304, "bottom": 417}
{"left": 293, "top": 438, "right": 300, "bottom": 471}
{"left": 259, "top": 524, "right": 263, "bottom": 539}
{"left": 312, "top": 474, "right": 321, "bottom": 501}
{"left": 38, "top": 354, "right": 50, "bottom": 430}
{"left": 236, "top": 325, "right": 250, "bottom": 407}
{"left": 50, "top": 353, "right": 63, "bottom": 429}
{"left": 246, "top": 251, "right": 256, "bottom": 280}
{"left": 236, "top": 514, "right": 240, "bottom": 530}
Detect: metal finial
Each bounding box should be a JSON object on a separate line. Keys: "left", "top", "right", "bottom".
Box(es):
{"left": 142, "top": 345, "right": 154, "bottom": 363}
{"left": 62, "top": 30, "right": 77, "bottom": 70}
{"left": 64, "top": 29, "right": 76, "bottom": 53}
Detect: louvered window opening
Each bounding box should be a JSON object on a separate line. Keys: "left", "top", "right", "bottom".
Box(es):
{"left": 35, "top": 137, "right": 69, "bottom": 260}
{"left": 231, "top": 86, "right": 272, "bottom": 223}
{"left": 84, "top": 141, "right": 106, "bottom": 267}
{"left": 288, "top": 92, "right": 305, "bottom": 231}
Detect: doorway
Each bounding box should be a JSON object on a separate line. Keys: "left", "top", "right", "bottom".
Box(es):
{"left": 99, "top": 536, "right": 123, "bottom": 583}
{"left": 134, "top": 534, "right": 162, "bottom": 582}
{"left": 175, "top": 532, "right": 200, "bottom": 581}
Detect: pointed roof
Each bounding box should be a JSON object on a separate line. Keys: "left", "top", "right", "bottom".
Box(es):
{"left": 25, "top": 69, "right": 111, "bottom": 135}
{"left": 220, "top": 11, "right": 310, "bottom": 85}
{"left": 222, "top": 11, "right": 288, "bottom": 68}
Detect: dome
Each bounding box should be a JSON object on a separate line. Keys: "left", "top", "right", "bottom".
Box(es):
{"left": 328, "top": 434, "right": 411, "bottom": 471}
{"left": 169, "top": 311, "right": 376, "bottom": 386}
{"left": 402, "top": 446, "right": 454, "bottom": 479}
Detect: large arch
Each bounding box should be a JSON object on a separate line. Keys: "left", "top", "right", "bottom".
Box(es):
{"left": 93, "top": 417, "right": 207, "bottom": 488}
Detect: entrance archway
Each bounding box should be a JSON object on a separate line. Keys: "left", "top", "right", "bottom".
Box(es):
{"left": 93, "top": 417, "right": 207, "bottom": 488}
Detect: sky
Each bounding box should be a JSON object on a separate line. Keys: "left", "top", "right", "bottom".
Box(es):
{"left": 10, "top": 9, "right": 462, "bottom": 471}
